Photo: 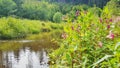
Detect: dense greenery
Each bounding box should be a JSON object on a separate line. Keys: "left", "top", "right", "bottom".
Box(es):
{"left": 0, "top": 0, "right": 120, "bottom": 67}
{"left": 106, "top": 0, "right": 120, "bottom": 16}
{"left": 0, "top": 17, "right": 63, "bottom": 39}
{"left": 49, "top": 0, "right": 120, "bottom": 68}
{"left": 0, "top": 0, "right": 16, "bottom": 16}
{"left": 0, "top": 0, "right": 113, "bottom": 22}
{"left": 53, "top": 12, "right": 63, "bottom": 23}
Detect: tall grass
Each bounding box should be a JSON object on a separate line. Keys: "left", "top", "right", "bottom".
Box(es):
{"left": 0, "top": 17, "right": 63, "bottom": 39}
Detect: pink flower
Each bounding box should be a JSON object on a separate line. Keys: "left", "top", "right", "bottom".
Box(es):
{"left": 107, "top": 24, "right": 110, "bottom": 29}
{"left": 109, "top": 18, "right": 113, "bottom": 22}
{"left": 106, "top": 31, "right": 115, "bottom": 39}
{"left": 61, "top": 32, "right": 68, "bottom": 39}
{"left": 76, "top": 10, "right": 80, "bottom": 16}
{"left": 98, "top": 41, "right": 103, "bottom": 48}
{"left": 99, "top": 18, "right": 103, "bottom": 23}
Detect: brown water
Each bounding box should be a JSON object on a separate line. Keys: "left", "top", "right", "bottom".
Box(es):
{"left": 0, "top": 40, "right": 58, "bottom": 68}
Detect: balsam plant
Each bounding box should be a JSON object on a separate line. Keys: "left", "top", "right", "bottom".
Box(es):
{"left": 50, "top": 6, "right": 120, "bottom": 68}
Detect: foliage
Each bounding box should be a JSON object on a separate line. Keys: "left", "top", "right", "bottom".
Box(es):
{"left": 105, "top": 0, "right": 120, "bottom": 16}
{"left": 0, "top": 17, "right": 40, "bottom": 39}
{"left": 53, "top": 12, "right": 63, "bottom": 23}
{"left": 0, "top": 17, "right": 63, "bottom": 39}
{"left": 50, "top": 5, "right": 120, "bottom": 67}
{"left": 88, "top": 6, "right": 102, "bottom": 17}
{"left": 0, "top": 0, "right": 16, "bottom": 16}
{"left": 20, "top": 1, "right": 58, "bottom": 21}
{"left": 55, "top": 3, "right": 73, "bottom": 14}
{"left": 0, "top": 0, "right": 111, "bottom": 22}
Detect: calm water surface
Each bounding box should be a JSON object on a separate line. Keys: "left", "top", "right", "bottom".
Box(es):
{"left": 0, "top": 40, "right": 57, "bottom": 68}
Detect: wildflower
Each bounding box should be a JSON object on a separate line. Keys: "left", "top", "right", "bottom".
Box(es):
{"left": 107, "top": 24, "right": 110, "bottom": 29}
{"left": 106, "top": 31, "right": 115, "bottom": 39}
{"left": 99, "top": 18, "right": 103, "bottom": 23}
{"left": 76, "top": 10, "right": 80, "bottom": 16}
{"left": 98, "top": 41, "right": 103, "bottom": 48}
{"left": 61, "top": 32, "right": 68, "bottom": 39}
{"left": 109, "top": 18, "right": 113, "bottom": 22}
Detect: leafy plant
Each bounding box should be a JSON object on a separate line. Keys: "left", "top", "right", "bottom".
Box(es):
{"left": 0, "top": 0, "right": 16, "bottom": 16}
{"left": 50, "top": 5, "right": 120, "bottom": 67}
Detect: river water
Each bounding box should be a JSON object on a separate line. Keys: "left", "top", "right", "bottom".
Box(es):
{"left": 0, "top": 40, "right": 57, "bottom": 68}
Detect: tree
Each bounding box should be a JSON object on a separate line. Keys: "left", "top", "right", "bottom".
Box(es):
{"left": 21, "top": 1, "right": 58, "bottom": 21}
{"left": 0, "top": 0, "right": 16, "bottom": 17}
{"left": 53, "top": 12, "right": 63, "bottom": 23}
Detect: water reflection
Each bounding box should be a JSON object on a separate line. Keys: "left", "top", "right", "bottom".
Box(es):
{"left": 0, "top": 40, "right": 57, "bottom": 68}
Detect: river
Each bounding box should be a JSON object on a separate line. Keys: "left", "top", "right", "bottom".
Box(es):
{"left": 0, "top": 39, "right": 58, "bottom": 68}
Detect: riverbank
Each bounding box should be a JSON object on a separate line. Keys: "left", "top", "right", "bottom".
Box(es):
{"left": 0, "top": 17, "right": 63, "bottom": 40}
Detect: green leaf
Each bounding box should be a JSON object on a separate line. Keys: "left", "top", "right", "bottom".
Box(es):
{"left": 115, "top": 42, "right": 120, "bottom": 50}
{"left": 66, "top": 53, "right": 72, "bottom": 63}
{"left": 92, "top": 55, "right": 113, "bottom": 67}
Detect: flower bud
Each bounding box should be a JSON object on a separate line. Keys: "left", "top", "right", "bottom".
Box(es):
{"left": 99, "top": 18, "right": 103, "bottom": 23}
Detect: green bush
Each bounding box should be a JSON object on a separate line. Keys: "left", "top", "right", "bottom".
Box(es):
{"left": 0, "top": 17, "right": 63, "bottom": 39}
{"left": 53, "top": 12, "right": 63, "bottom": 23}
{"left": 50, "top": 6, "right": 120, "bottom": 67}
{"left": 0, "top": 17, "right": 41, "bottom": 39}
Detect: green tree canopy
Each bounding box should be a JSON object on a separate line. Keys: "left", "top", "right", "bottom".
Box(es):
{"left": 0, "top": 0, "right": 16, "bottom": 17}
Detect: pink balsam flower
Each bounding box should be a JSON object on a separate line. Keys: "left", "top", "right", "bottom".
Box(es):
{"left": 107, "top": 24, "right": 110, "bottom": 29}
{"left": 76, "top": 10, "right": 80, "bottom": 16}
{"left": 109, "top": 18, "right": 113, "bottom": 22}
{"left": 61, "top": 32, "right": 68, "bottom": 39}
{"left": 106, "top": 31, "right": 115, "bottom": 39}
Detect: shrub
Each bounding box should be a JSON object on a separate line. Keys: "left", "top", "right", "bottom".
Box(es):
{"left": 0, "top": 17, "right": 41, "bottom": 39}
{"left": 53, "top": 12, "right": 63, "bottom": 23}
{"left": 50, "top": 7, "right": 120, "bottom": 67}
{"left": 0, "top": 17, "right": 63, "bottom": 39}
